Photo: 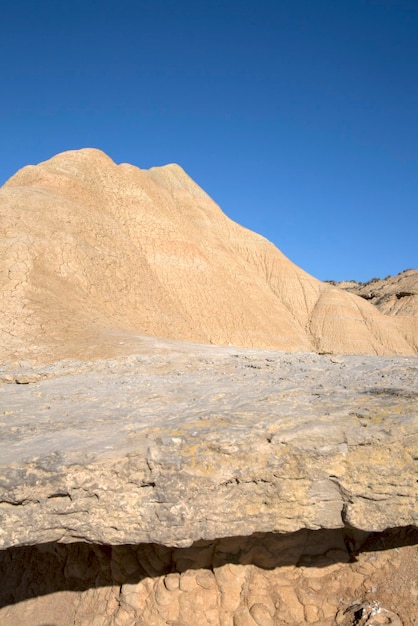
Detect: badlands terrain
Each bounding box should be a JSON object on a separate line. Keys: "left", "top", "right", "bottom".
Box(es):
{"left": 334, "top": 270, "right": 418, "bottom": 318}
{"left": 1, "top": 148, "right": 417, "bottom": 363}
{"left": 0, "top": 150, "right": 417, "bottom": 625}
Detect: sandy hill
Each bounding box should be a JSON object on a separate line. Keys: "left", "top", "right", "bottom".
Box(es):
{"left": 334, "top": 270, "right": 418, "bottom": 317}
{"left": 1, "top": 148, "right": 417, "bottom": 363}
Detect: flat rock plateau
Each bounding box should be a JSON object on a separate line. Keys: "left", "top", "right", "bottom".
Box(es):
{"left": 0, "top": 150, "right": 417, "bottom": 625}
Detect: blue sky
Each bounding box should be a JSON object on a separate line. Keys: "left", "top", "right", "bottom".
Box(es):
{"left": 1, "top": 0, "right": 417, "bottom": 281}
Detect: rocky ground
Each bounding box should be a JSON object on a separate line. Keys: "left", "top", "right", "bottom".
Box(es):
{"left": 0, "top": 527, "right": 417, "bottom": 625}
{"left": 2, "top": 151, "right": 417, "bottom": 626}
{"left": 0, "top": 338, "right": 417, "bottom": 624}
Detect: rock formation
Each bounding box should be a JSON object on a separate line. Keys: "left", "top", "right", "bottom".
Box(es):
{"left": 1, "top": 343, "right": 418, "bottom": 549}
{"left": 1, "top": 527, "right": 417, "bottom": 625}
{"left": 1, "top": 148, "right": 417, "bottom": 363}
{"left": 0, "top": 341, "right": 417, "bottom": 624}
{"left": 335, "top": 270, "right": 418, "bottom": 318}
{"left": 1, "top": 150, "right": 417, "bottom": 625}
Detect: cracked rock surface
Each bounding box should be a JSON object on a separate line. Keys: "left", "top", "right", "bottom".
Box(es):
{"left": 0, "top": 340, "right": 417, "bottom": 624}
{"left": 1, "top": 340, "right": 417, "bottom": 548}
{"left": 2, "top": 151, "right": 417, "bottom": 625}
{"left": 1, "top": 148, "right": 417, "bottom": 363}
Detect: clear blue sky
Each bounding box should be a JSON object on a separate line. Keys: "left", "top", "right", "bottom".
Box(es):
{"left": 1, "top": 0, "right": 417, "bottom": 281}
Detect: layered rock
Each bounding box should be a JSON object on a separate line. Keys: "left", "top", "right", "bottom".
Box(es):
{"left": 0, "top": 341, "right": 417, "bottom": 624}
{"left": 335, "top": 269, "right": 418, "bottom": 317}
{"left": 1, "top": 148, "right": 417, "bottom": 363}
{"left": 1, "top": 341, "right": 417, "bottom": 549}
{"left": 1, "top": 150, "right": 417, "bottom": 625}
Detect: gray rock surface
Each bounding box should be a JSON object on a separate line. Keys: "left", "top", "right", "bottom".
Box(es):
{"left": 1, "top": 338, "right": 417, "bottom": 549}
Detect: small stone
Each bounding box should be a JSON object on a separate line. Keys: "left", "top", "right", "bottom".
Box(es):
{"left": 164, "top": 573, "right": 180, "bottom": 591}
{"left": 249, "top": 602, "right": 274, "bottom": 626}
{"left": 233, "top": 606, "right": 256, "bottom": 626}
{"left": 196, "top": 571, "right": 216, "bottom": 590}
{"left": 304, "top": 604, "right": 320, "bottom": 623}
{"left": 155, "top": 579, "right": 175, "bottom": 606}
{"left": 179, "top": 571, "right": 199, "bottom": 592}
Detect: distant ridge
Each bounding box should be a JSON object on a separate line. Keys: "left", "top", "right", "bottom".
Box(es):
{"left": 331, "top": 270, "right": 418, "bottom": 318}
{"left": 1, "top": 148, "right": 417, "bottom": 363}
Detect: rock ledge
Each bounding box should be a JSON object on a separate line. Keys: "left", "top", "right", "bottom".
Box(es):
{"left": 1, "top": 340, "right": 417, "bottom": 549}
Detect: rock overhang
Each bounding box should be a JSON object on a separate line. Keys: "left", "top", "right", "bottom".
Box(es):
{"left": 1, "top": 342, "right": 417, "bottom": 550}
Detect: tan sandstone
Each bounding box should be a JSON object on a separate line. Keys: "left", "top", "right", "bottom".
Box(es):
{"left": 1, "top": 528, "right": 417, "bottom": 625}
{"left": 1, "top": 150, "right": 417, "bottom": 625}
{"left": 335, "top": 270, "right": 418, "bottom": 318}
{"left": 1, "top": 148, "right": 417, "bottom": 363}
{"left": 1, "top": 343, "right": 417, "bottom": 624}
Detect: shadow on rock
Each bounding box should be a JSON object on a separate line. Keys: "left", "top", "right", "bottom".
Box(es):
{"left": 1, "top": 526, "right": 417, "bottom": 609}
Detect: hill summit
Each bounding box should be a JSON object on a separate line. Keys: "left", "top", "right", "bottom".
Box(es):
{"left": 1, "top": 148, "right": 417, "bottom": 362}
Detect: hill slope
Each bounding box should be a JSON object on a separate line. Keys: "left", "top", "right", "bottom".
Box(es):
{"left": 335, "top": 270, "right": 418, "bottom": 317}
{"left": 1, "top": 148, "right": 417, "bottom": 362}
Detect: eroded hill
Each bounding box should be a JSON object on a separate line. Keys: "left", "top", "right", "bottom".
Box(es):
{"left": 334, "top": 270, "right": 418, "bottom": 317}
{"left": 1, "top": 148, "right": 417, "bottom": 362}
